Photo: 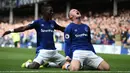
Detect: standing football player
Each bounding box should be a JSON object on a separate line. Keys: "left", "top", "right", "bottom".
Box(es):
{"left": 63, "top": 9, "right": 110, "bottom": 71}
{"left": 2, "top": 4, "right": 66, "bottom": 69}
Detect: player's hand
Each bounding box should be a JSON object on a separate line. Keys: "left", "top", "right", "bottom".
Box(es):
{"left": 2, "top": 31, "right": 12, "bottom": 37}
{"left": 65, "top": 56, "right": 71, "bottom": 61}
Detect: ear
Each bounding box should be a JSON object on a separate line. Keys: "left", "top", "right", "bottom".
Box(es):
{"left": 69, "top": 15, "right": 73, "bottom": 19}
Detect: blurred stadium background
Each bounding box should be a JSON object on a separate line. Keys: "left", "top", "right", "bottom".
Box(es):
{"left": 0, "top": 0, "right": 130, "bottom": 73}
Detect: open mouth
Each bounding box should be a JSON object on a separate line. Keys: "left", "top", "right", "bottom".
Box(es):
{"left": 77, "top": 12, "right": 79, "bottom": 15}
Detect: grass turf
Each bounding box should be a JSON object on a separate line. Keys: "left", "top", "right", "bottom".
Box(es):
{"left": 0, "top": 47, "right": 130, "bottom": 73}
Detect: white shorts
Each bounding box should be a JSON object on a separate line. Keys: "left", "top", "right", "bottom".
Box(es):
{"left": 72, "top": 50, "right": 103, "bottom": 69}
{"left": 33, "top": 49, "right": 65, "bottom": 65}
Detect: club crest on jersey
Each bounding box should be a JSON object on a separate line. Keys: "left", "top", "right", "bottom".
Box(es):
{"left": 85, "top": 27, "right": 88, "bottom": 32}
{"left": 51, "top": 24, "right": 54, "bottom": 28}
{"left": 74, "top": 29, "right": 77, "bottom": 32}
{"left": 65, "top": 34, "right": 70, "bottom": 39}
{"left": 41, "top": 24, "right": 44, "bottom": 27}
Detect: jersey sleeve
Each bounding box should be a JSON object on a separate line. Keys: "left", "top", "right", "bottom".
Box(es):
{"left": 87, "top": 25, "right": 96, "bottom": 54}
{"left": 28, "top": 20, "right": 38, "bottom": 29}
{"left": 64, "top": 25, "right": 72, "bottom": 58}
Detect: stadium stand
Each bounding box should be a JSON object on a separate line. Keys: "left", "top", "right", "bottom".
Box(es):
{"left": 0, "top": 0, "right": 130, "bottom": 54}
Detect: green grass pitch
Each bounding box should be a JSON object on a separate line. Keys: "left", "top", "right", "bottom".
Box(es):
{"left": 0, "top": 47, "right": 130, "bottom": 73}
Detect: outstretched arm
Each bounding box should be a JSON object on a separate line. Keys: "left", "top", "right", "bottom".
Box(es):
{"left": 56, "top": 26, "right": 65, "bottom": 32}
{"left": 53, "top": 21, "right": 65, "bottom": 32}
{"left": 2, "top": 20, "right": 38, "bottom": 37}
{"left": 2, "top": 25, "right": 31, "bottom": 37}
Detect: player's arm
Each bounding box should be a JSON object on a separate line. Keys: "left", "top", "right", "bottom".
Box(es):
{"left": 2, "top": 26, "right": 30, "bottom": 37}
{"left": 2, "top": 21, "right": 38, "bottom": 37}
{"left": 53, "top": 21, "right": 65, "bottom": 32}
{"left": 56, "top": 25, "right": 65, "bottom": 32}
{"left": 64, "top": 25, "right": 72, "bottom": 61}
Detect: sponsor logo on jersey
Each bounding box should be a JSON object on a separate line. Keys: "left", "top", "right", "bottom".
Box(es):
{"left": 41, "top": 29, "right": 53, "bottom": 32}
{"left": 75, "top": 33, "right": 88, "bottom": 37}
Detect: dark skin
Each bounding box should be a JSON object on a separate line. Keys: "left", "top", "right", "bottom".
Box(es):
{"left": 2, "top": 5, "right": 65, "bottom": 69}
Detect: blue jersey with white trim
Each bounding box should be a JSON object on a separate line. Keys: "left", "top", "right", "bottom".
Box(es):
{"left": 28, "top": 19, "right": 60, "bottom": 53}
{"left": 64, "top": 23, "right": 96, "bottom": 58}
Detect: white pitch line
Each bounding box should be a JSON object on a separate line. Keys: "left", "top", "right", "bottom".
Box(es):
{"left": 0, "top": 71, "right": 130, "bottom": 73}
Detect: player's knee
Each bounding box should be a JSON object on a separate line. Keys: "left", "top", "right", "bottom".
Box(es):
{"left": 69, "top": 60, "right": 81, "bottom": 71}
{"left": 103, "top": 64, "right": 110, "bottom": 71}
{"left": 28, "top": 62, "right": 40, "bottom": 69}
{"left": 98, "top": 61, "right": 110, "bottom": 71}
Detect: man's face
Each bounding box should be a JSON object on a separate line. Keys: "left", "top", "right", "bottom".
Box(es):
{"left": 69, "top": 9, "right": 81, "bottom": 19}
{"left": 42, "top": 6, "right": 53, "bottom": 17}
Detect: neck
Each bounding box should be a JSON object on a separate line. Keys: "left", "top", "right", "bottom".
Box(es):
{"left": 72, "top": 17, "right": 81, "bottom": 24}
{"left": 43, "top": 16, "right": 51, "bottom": 21}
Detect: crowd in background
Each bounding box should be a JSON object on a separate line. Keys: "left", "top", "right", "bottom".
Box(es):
{"left": 0, "top": 9, "right": 130, "bottom": 48}
{"left": 81, "top": 10, "right": 130, "bottom": 45}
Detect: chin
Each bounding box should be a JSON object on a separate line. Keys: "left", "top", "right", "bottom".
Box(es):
{"left": 77, "top": 15, "right": 81, "bottom": 17}
{"left": 76, "top": 16, "right": 81, "bottom": 18}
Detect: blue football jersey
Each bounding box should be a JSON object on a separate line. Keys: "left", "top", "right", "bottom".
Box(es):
{"left": 28, "top": 19, "right": 62, "bottom": 53}
{"left": 64, "top": 23, "right": 96, "bottom": 58}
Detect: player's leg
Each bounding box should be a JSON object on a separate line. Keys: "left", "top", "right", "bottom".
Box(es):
{"left": 69, "top": 60, "right": 81, "bottom": 71}
{"left": 64, "top": 50, "right": 85, "bottom": 71}
{"left": 21, "top": 59, "right": 41, "bottom": 69}
{"left": 22, "top": 49, "right": 50, "bottom": 69}
{"left": 39, "top": 50, "right": 65, "bottom": 68}
{"left": 43, "top": 61, "right": 59, "bottom": 68}
{"left": 28, "top": 51, "right": 45, "bottom": 69}
{"left": 21, "top": 54, "right": 43, "bottom": 69}
{"left": 83, "top": 51, "right": 110, "bottom": 71}
{"left": 97, "top": 60, "right": 110, "bottom": 71}
{"left": 52, "top": 51, "right": 68, "bottom": 67}
{"left": 27, "top": 62, "right": 40, "bottom": 69}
